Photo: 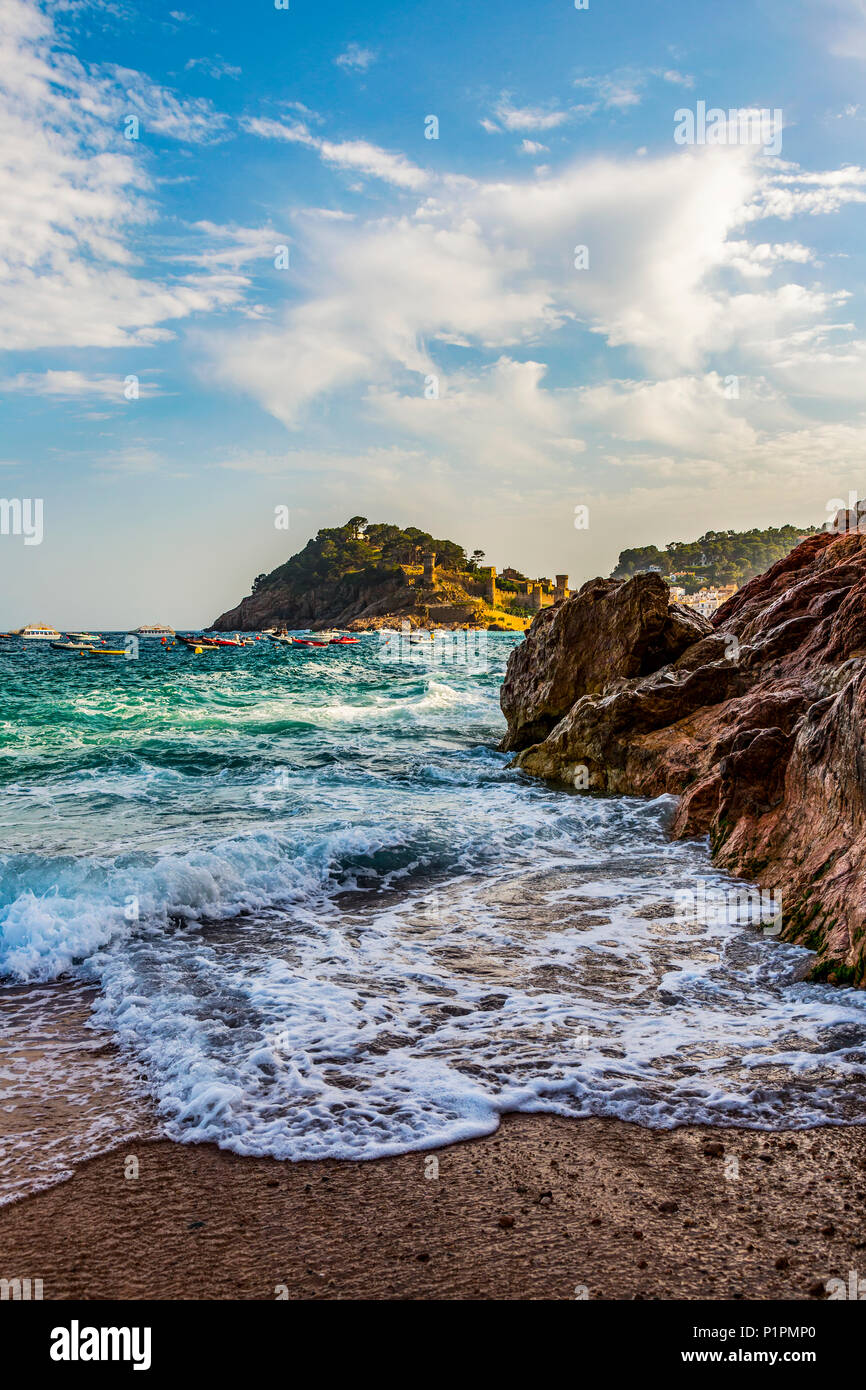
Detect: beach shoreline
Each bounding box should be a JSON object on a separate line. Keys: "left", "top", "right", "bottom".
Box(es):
{"left": 2, "top": 1113, "right": 863, "bottom": 1301}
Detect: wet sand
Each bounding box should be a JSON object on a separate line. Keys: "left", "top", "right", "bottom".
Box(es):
{"left": 1, "top": 1113, "right": 864, "bottom": 1300}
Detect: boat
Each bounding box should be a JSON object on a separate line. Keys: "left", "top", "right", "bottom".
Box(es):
{"left": 177, "top": 635, "right": 222, "bottom": 651}
{"left": 83, "top": 646, "right": 126, "bottom": 656}
{"left": 51, "top": 640, "right": 92, "bottom": 651}
{"left": 200, "top": 635, "right": 244, "bottom": 647}
{"left": 292, "top": 638, "right": 330, "bottom": 647}
{"left": 266, "top": 633, "right": 295, "bottom": 645}
{"left": 66, "top": 632, "right": 101, "bottom": 643}
{"left": 329, "top": 636, "right": 360, "bottom": 645}
{"left": 133, "top": 623, "right": 175, "bottom": 637}
{"left": 14, "top": 624, "right": 63, "bottom": 641}
{"left": 315, "top": 630, "right": 342, "bottom": 641}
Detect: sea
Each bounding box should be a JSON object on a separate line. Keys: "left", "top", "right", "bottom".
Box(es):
{"left": 2, "top": 630, "right": 866, "bottom": 1205}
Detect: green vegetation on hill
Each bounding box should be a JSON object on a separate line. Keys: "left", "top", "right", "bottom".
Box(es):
{"left": 611, "top": 524, "right": 819, "bottom": 592}
{"left": 252, "top": 518, "right": 471, "bottom": 596}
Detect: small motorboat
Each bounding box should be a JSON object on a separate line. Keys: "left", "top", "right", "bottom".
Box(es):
{"left": 329, "top": 636, "right": 359, "bottom": 645}
{"left": 67, "top": 632, "right": 101, "bottom": 643}
{"left": 266, "top": 633, "right": 295, "bottom": 646}
{"left": 83, "top": 646, "right": 126, "bottom": 656}
{"left": 201, "top": 636, "right": 243, "bottom": 647}
{"left": 292, "top": 638, "right": 328, "bottom": 647}
{"left": 51, "top": 640, "right": 92, "bottom": 651}
{"left": 177, "top": 635, "right": 222, "bottom": 651}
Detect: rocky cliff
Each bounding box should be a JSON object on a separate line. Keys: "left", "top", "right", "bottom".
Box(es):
{"left": 212, "top": 565, "right": 506, "bottom": 632}
{"left": 501, "top": 518, "right": 866, "bottom": 985}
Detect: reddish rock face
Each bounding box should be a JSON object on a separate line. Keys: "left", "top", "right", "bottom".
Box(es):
{"left": 499, "top": 573, "right": 711, "bottom": 752}
{"left": 501, "top": 529, "right": 866, "bottom": 984}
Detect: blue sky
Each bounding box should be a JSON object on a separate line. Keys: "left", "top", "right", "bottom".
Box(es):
{"left": 1, "top": 0, "right": 865, "bottom": 626}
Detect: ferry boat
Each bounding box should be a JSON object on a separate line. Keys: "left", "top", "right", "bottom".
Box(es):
{"left": 133, "top": 623, "right": 175, "bottom": 637}
{"left": 15, "top": 624, "right": 62, "bottom": 641}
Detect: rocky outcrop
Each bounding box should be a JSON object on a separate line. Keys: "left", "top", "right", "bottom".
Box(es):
{"left": 500, "top": 574, "right": 711, "bottom": 751}
{"left": 212, "top": 568, "right": 493, "bottom": 632}
{"left": 501, "top": 525, "right": 866, "bottom": 984}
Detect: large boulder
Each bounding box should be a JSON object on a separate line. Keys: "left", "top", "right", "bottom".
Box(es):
{"left": 503, "top": 528, "right": 866, "bottom": 984}
{"left": 499, "top": 573, "right": 711, "bottom": 752}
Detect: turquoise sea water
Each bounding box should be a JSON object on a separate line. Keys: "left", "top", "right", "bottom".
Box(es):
{"left": 2, "top": 632, "right": 866, "bottom": 1202}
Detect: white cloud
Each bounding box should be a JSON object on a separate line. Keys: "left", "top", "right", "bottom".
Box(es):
{"left": 821, "top": 0, "right": 866, "bottom": 60}
{"left": 659, "top": 69, "right": 695, "bottom": 88}
{"left": 109, "top": 65, "right": 229, "bottom": 142}
{"left": 721, "top": 239, "right": 815, "bottom": 276}
{"left": 184, "top": 56, "right": 241, "bottom": 80}
{"left": 207, "top": 137, "right": 866, "bottom": 439}
{"left": 0, "top": 370, "right": 161, "bottom": 399}
{"left": 492, "top": 98, "right": 571, "bottom": 131}
{"left": 520, "top": 139, "right": 549, "bottom": 155}
{"left": 751, "top": 164, "right": 866, "bottom": 218}
{"left": 182, "top": 221, "right": 285, "bottom": 272}
{"left": 242, "top": 117, "right": 428, "bottom": 189}
{"left": 0, "top": 0, "right": 244, "bottom": 349}
{"left": 573, "top": 72, "right": 645, "bottom": 111}
{"left": 335, "top": 44, "right": 377, "bottom": 72}
{"left": 370, "top": 357, "right": 586, "bottom": 478}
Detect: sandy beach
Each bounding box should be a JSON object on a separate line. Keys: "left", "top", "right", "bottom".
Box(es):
{"left": 2, "top": 1114, "right": 864, "bottom": 1301}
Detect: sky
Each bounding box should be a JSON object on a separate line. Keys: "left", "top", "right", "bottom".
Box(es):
{"left": 1, "top": 0, "right": 865, "bottom": 627}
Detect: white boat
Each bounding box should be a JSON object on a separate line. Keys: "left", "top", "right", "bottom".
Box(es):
{"left": 67, "top": 632, "right": 101, "bottom": 642}
{"left": 133, "top": 623, "right": 175, "bottom": 637}
{"left": 15, "top": 623, "right": 62, "bottom": 641}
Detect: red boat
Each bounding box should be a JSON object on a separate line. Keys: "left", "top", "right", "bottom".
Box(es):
{"left": 330, "top": 637, "right": 359, "bottom": 644}
{"left": 293, "top": 639, "right": 328, "bottom": 647}
{"left": 201, "top": 636, "right": 244, "bottom": 647}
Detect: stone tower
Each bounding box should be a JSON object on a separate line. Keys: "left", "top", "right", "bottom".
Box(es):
{"left": 485, "top": 565, "right": 497, "bottom": 606}
{"left": 554, "top": 574, "right": 569, "bottom": 603}
{"left": 422, "top": 550, "right": 436, "bottom": 585}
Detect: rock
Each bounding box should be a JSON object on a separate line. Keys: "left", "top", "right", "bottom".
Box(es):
{"left": 775, "top": 1255, "right": 790, "bottom": 1270}
{"left": 498, "top": 1214, "right": 515, "bottom": 1229}
{"left": 703, "top": 1142, "right": 725, "bottom": 1157}
{"left": 658, "top": 1200, "right": 679, "bottom": 1214}
{"left": 499, "top": 574, "right": 711, "bottom": 753}
{"left": 500, "top": 529, "right": 866, "bottom": 984}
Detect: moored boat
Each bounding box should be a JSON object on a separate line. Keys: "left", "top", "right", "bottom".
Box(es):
{"left": 133, "top": 623, "right": 176, "bottom": 637}
{"left": 15, "top": 624, "right": 62, "bottom": 641}
{"left": 177, "top": 635, "right": 222, "bottom": 651}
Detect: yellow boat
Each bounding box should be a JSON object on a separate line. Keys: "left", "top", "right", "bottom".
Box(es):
{"left": 83, "top": 646, "right": 126, "bottom": 656}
